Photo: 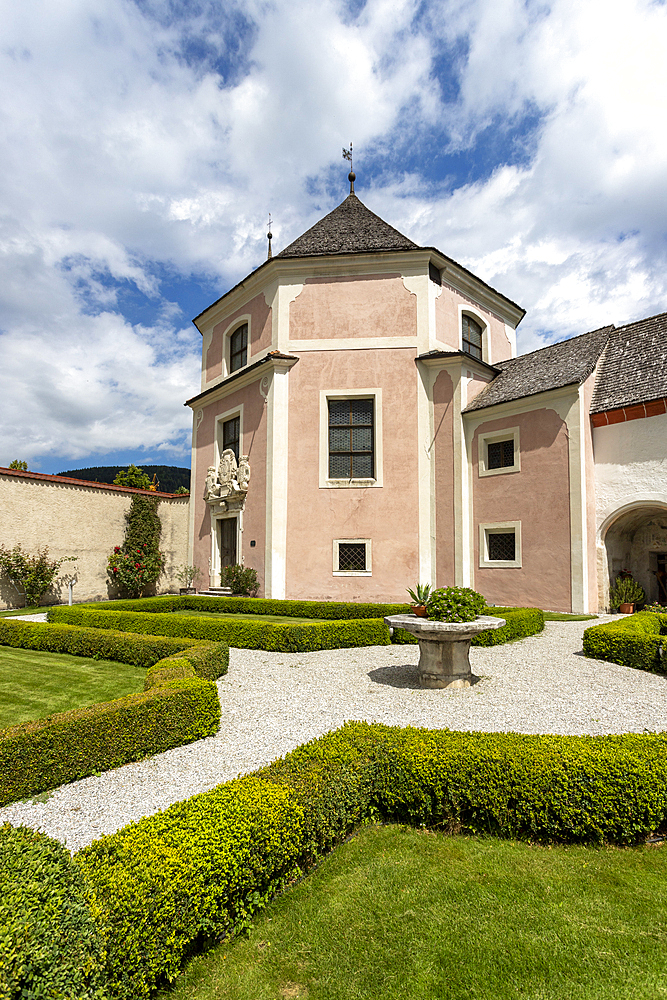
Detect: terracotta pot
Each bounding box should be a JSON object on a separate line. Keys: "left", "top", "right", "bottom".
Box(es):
{"left": 619, "top": 602, "right": 634, "bottom": 614}
{"left": 410, "top": 604, "right": 428, "bottom": 617}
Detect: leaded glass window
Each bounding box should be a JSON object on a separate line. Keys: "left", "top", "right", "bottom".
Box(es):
{"left": 328, "top": 399, "right": 374, "bottom": 479}
{"left": 229, "top": 324, "right": 248, "bottom": 373}
{"left": 462, "top": 315, "right": 483, "bottom": 361}
{"left": 487, "top": 439, "right": 514, "bottom": 470}
{"left": 338, "top": 543, "right": 367, "bottom": 572}
{"left": 223, "top": 415, "right": 240, "bottom": 462}
{"left": 488, "top": 532, "right": 515, "bottom": 561}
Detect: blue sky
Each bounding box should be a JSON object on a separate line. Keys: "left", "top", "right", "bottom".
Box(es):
{"left": 2, "top": 0, "right": 667, "bottom": 475}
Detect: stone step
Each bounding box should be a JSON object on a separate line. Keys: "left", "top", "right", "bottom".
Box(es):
{"left": 197, "top": 587, "right": 233, "bottom": 597}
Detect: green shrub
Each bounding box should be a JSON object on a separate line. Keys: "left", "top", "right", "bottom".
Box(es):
{"left": 0, "top": 823, "right": 107, "bottom": 1000}
{"left": 0, "top": 618, "right": 202, "bottom": 668}
{"left": 471, "top": 607, "right": 545, "bottom": 646}
{"left": 424, "top": 586, "right": 487, "bottom": 622}
{"left": 608, "top": 574, "right": 646, "bottom": 610}
{"left": 76, "top": 777, "right": 304, "bottom": 1000}
{"left": 69, "top": 722, "right": 667, "bottom": 999}
{"left": 70, "top": 595, "right": 411, "bottom": 620}
{"left": 220, "top": 563, "right": 259, "bottom": 597}
{"left": 49, "top": 606, "right": 391, "bottom": 652}
{"left": 0, "top": 674, "right": 220, "bottom": 807}
{"left": 583, "top": 611, "right": 667, "bottom": 671}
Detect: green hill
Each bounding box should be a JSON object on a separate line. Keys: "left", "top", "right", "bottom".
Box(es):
{"left": 57, "top": 465, "right": 191, "bottom": 493}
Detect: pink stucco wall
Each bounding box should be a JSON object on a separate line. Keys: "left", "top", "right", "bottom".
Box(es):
{"left": 433, "top": 370, "right": 455, "bottom": 587}
{"left": 434, "top": 282, "right": 512, "bottom": 364}
{"left": 290, "top": 274, "right": 417, "bottom": 340}
{"left": 192, "top": 379, "right": 267, "bottom": 592}
{"left": 471, "top": 409, "right": 572, "bottom": 611}
{"left": 284, "top": 348, "right": 420, "bottom": 601}
{"left": 205, "top": 293, "right": 272, "bottom": 383}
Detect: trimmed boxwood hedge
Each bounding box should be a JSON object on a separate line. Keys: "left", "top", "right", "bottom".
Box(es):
{"left": 0, "top": 626, "right": 228, "bottom": 806}
{"left": 71, "top": 721, "right": 667, "bottom": 1000}
{"left": 49, "top": 606, "right": 392, "bottom": 652}
{"left": 583, "top": 611, "right": 667, "bottom": 671}
{"left": 0, "top": 823, "right": 108, "bottom": 1000}
{"left": 68, "top": 594, "right": 411, "bottom": 619}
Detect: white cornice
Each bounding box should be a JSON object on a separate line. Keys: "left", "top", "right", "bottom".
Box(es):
{"left": 194, "top": 248, "right": 524, "bottom": 334}
{"left": 185, "top": 355, "right": 299, "bottom": 409}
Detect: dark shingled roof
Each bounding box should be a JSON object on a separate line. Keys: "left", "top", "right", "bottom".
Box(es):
{"left": 590, "top": 311, "right": 667, "bottom": 413}
{"left": 277, "top": 193, "right": 418, "bottom": 258}
{"left": 464, "top": 325, "right": 613, "bottom": 412}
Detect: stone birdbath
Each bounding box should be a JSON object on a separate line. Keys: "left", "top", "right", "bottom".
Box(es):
{"left": 383, "top": 614, "right": 506, "bottom": 689}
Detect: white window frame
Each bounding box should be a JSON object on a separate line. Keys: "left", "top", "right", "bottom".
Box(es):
{"left": 222, "top": 314, "right": 251, "bottom": 377}
{"left": 214, "top": 403, "right": 244, "bottom": 468}
{"left": 458, "top": 305, "right": 490, "bottom": 364}
{"left": 319, "top": 388, "right": 383, "bottom": 489}
{"left": 333, "top": 538, "right": 372, "bottom": 577}
{"left": 479, "top": 521, "right": 522, "bottom": 568}
{"left": 478, "top": 426, "right": 521, "bottom": 477}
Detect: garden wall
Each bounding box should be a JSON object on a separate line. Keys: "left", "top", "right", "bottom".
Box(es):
{"left": 0, "top": 468, "right": 189, "bottom": 608}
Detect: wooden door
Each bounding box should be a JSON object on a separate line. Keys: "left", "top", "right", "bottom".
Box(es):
{"left": 219, "top": 517, "right": 237, "bottom": 568}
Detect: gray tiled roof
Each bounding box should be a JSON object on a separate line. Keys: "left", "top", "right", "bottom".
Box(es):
{"left": 277, "top": 193, "right": 418, "bottom": 258}
{"left": 590, "top": 311, "right": 667, "bottom": 412}
{"left": 464, "top": 326, "right": 613, "bottom": 412}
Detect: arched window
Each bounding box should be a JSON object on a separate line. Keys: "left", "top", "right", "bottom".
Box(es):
{"left": 229, "top": 324, "right": 248, "bottom": 373}
{"left": 462, "top": 314, "right": 483, "bottom": 361}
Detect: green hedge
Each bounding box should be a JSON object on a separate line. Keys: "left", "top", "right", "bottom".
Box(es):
{"left": 70, "top": 721, "right": 667, "bottom": 999}
{"left": 583, "top": 611, "right": 667, "bottom": 671}
{"left": 389, "top": 606, "right": 545, "bottom": 646}
{"left": 0, "top": 823, "right": 108, "bottom": 1000}
{"left": 49, "top": 606, "right": 391, "bottom": 651}
{"left": 0, "top": 674, "right": 220, "bottom": 807}
{"left": 68, "top": 595, "right": 411, "bottom": 619}
{"left": 0, "top": 618, "right": 203, "bottom": 668}
{"left": 0, "top": 625, "right": 228, "bottom": 806}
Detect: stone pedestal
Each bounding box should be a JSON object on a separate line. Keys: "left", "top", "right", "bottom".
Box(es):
{"left": 383, "top": 614, "right": 506, "bottom": 689}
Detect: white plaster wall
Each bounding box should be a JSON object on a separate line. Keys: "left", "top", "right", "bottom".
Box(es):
{"left": 594, "top": 414, "right": 667, "bottom": 528}
{"left": 0, "top": 475, "right": 189, "bottom": 608}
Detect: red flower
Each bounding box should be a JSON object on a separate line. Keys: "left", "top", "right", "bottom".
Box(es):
{"left": 114, "top": 546, "right": 120, "bottom": 553}
{"left": 135, "top": 563, "right": 140, "bottom": 568}
{"left": 113, "top": 568, "right": 118, "bottom": 574}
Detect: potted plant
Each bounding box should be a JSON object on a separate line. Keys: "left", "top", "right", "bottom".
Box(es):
{"left": 175, "top": 564, "right": 200, "bottom": 595}
{"left": 406, "top": 583, "right": 432, "bottom": 616}
{"left": 608, "top": 574, "right": 645, "bottom": 614}
{"left": 424, "top": 586, "right": 487, "bottom": 622}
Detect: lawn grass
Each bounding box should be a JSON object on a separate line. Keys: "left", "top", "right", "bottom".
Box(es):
{"left": 542, "top": 611, "right": 598, "bottom": 621}
{"left": 0, "top": 604, "right": 60, "bottom": 617}
{"left": 158, "top": 824, "right": 667, "bottom": 1000}
{"left": 0, "top": 646, "right": 145, "bottom": 728}
{"left": 172, "top": 610, "right": 329, "bottom": 624}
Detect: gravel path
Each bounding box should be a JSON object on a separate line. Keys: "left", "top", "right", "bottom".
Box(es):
{"left": 2, "top": 616, "right": 666, "bottom": 854}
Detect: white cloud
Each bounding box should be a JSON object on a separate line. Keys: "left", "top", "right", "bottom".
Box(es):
{"left": 1, "top": 0, "right": 667, "bottom": 466}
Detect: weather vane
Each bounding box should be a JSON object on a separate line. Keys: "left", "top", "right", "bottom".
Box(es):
{"left": 267, "top": 213, "right": 273, "bottom": 260}
{"left": 343, "top": 142, "right": 355, "bottom": 193}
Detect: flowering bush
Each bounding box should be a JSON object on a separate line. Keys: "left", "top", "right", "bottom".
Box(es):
{"left": 0, "top": 544, "right": 76, "bottom": 607}
{"left": 107, "top": 495, "right": 165, "bottom": 598}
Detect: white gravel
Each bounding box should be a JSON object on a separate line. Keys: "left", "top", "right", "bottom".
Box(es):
{"left": 2, "top": 615, "right": 666, "bottom": 855}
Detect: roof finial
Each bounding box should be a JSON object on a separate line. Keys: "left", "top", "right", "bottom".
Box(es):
{"left": 267, "top": 213, "right": 273, "bottom": 260}
{"left": 342, "top": 142, "right": 355, "bottom": 194}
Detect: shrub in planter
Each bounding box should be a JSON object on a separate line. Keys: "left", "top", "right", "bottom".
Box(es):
{"left": 425, "top": 586, "right": 486, "bottom": 622}
{"left": 609, "top": 574, "right": 645, "bottom": 611}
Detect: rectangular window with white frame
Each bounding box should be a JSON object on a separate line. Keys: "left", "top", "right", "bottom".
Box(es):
{"left": 478, "top": 426, "right": 520, "bottom": 477}
{"left": 479, "top": 521, "right": 522, "bottom": 568}
{"left": 319, "top": 389, "right": 383, "bottom": 488}
{"left": 333, "top": 538, "right": 372, "bottom": 576}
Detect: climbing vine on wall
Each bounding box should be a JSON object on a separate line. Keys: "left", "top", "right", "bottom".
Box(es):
{"left": 107, "top": 496, "right": 165, "bottom": 598}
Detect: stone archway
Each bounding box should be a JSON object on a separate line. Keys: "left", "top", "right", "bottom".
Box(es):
{"left": 599, "top": 500, "right": 667, "bottom": 609}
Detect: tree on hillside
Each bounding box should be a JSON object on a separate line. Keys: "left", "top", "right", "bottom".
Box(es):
{"left": 113, "top": 465, "right": 152, "bottom": 490}
{"left": 8, "top": 460, "right": 28, "bottom": 471}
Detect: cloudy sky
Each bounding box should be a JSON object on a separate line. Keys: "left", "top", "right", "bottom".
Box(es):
{"left": 2, "top": 0, "right": 666, "bottom": 475}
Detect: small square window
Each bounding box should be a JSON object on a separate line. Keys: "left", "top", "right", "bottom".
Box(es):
{"left": 488, "top": 532, "right": 515, "bottom": 561}
{"left": 479, "top": 522, "right": 521, "bottom": 568}
{"left": 487, "top": 439, "right": 514, "bottom": 470}
{"left": 333, "top": 538, "right": 372, "bottom": 576}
